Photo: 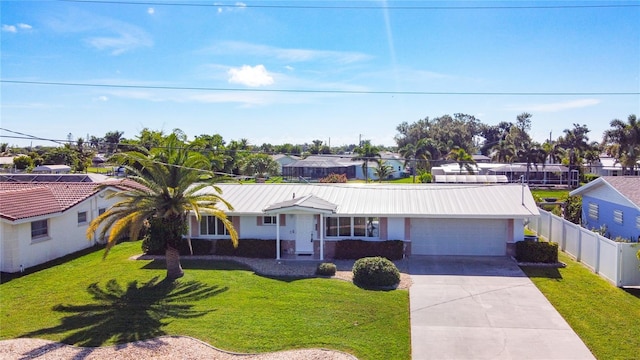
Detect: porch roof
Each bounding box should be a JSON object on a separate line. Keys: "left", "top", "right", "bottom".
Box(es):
{"left": 263, "top": 194, "right": 337, "bottom": 214}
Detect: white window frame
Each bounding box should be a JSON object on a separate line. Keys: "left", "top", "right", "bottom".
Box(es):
{"left": 31, "top": 219, "right": 49, "bottom": 240}
{"left": 636, "top": 215, "right": 640, "bottom": 230}
{"left": 77, "top": 211, "right": 88, "bottom": 225}
{"left": 200, "top": 215, "right": 230, "bottom": 236}
{"left": 588, "top": 203, "right": 599, "bottom": 220}
{"left": 325, "top": 216, "right": 380, "bottom": 238}
{"left": 263, "top": 215, "right": 277, "bottom": 225}
{"left": 613, "top": 210, "right": 623, "bottom": 225}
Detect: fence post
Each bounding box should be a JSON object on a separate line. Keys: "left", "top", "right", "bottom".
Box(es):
{"left": 575, "top": 224, "right": 581, "bottom": 262}
{"left": 594, "top": 234, "right": 600, "bottom": 274}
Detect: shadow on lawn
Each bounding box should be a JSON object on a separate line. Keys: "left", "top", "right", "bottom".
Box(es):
{"left": 141, "top": 259, "right": 252, "bottom": 271}
{"left": 519, "top": 266, "right": 563, "bottom": 280}
{"left": 21, "top": 277, "right": 227, "bottom": 350}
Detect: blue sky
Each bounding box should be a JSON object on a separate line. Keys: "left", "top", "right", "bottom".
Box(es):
{"left": 1, "top": 1, "right": 639, "bottom": 149}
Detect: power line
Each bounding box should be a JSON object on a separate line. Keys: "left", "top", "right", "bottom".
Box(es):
{"left": 2, "top": 80, "right": 637, "bottom": 96}
{"left": 58, "top": 0, "right": 640, "bottom": 10}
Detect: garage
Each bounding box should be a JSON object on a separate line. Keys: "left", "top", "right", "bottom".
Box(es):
{"left": 410, "top": 218, "right": 508, "bottom": 256}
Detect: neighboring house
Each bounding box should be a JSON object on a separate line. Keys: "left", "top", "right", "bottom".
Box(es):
{"left": 569, "top": 176, "right": 640, "bottom": 242}
{"left": 0, "top": 173, "right": 110, "bottom": 183}
{"left": 378, "top": 152, "right": 405, "bottom": 179}
{"left": 271, "top": 154, "right": 301, "bottom": 175}
{"left": 190, "top": 183, "right": 539, "bottom": 259}
{"left": 487, "top": 163, "right": 570, "bottom": 185}
{"left": 283, "top": 154, "right": 403, "bottom": 181}
{"left": 282, "top": 155, "right": 358, "bottom": 180}
{"left": 587, "top": 155, "right": 640, "bottom": 177}
{"left": 0, "top": 180, "right": 125, "bottom": 273}
{"left": 32, "top": 165, "right": 71, "bottom": 174}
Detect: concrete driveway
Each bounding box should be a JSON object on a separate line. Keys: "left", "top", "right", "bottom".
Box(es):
{"left": 409, "top": 256, "right": 595, "bottom": 360}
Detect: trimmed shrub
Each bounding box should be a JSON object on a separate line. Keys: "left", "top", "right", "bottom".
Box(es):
{"left": 352, "top": 256, "right": 400, "bottom": 288}
{"left": 211, "top": 239, "right": 276, "bottom": 258}
{"left": 334, "top": 240, "right": 404, "bottom": 260}
{"left": 515, "top": 241, "right": 558, "bottom": 263}
{"left": 316, "top": 262, "right": 337, "bottom": 276}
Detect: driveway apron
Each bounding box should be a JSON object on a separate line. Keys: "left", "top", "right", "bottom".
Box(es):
{"left": 409, "top": 256, "right": 595, "bottom": 360}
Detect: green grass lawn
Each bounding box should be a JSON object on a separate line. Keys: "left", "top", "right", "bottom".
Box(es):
{"left": 530, "top": 188, "right": 570, "bottom": 200}
{"left": 0, "top": 241, "right": 410, "bottom": 359}
{"left": 521, "top": 252, "right": 640, "bottom": 359}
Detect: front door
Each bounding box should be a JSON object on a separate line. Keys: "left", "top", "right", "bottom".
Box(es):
{"left": 295, "top": 214, "right": 314, "bottom": 254}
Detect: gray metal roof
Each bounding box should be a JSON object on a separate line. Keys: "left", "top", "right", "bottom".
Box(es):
{"left": 570, "top": 176, "right": 640, "bottom": 209}
{"left": 434, "top": 175, "right": 508, "bottom": 183}
{"left": 201, "top": 183, "right": 539, "bottom": 219}
{"left": 263, "top": 194, "right": 337, "bottom": 213}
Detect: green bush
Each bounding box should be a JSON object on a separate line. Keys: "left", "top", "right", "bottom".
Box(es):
{"left": 352, "top": 256, "right": 400, "bottom": 288}
{"left": 515, "top": 241, "right": 558, "bottom": 263}
{"left": 316, "top": 262, "right": 337, "bottom": 276}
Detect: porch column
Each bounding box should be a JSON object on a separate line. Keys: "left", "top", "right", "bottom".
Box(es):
{"left": 320, "top": 213, "right": 324, "bottom": 260}
{"left": 276, "top": 213, "right": 281, "bottom": 260}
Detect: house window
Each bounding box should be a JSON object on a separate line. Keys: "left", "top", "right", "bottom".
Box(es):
{"left": 77, "top": 211, "right": 88, "bottom": 224}
{"left": 200, "top": 216, "right": 230, "bottom": 235}
{"left": 31, "top": 219, "right": 48, "bottom": 239}
{"left": 353, "top": 217, "right": 379, "bottom": 237}
{"left": 98, "top": 208, "right": 106, "bottom": 215}
{"left": 613, "top": 210, "right": 623, "bottom": 225}
{"left": 588, "top": 203, "right": 598, "bottom": 220}
{"left": 636, "top": 216, "right": 640, "bottom": 230}
{"left": 263, "top": 215, "right": 277, "bottom": 225}
{"left": 326, "top": 216, "right": 379, "bottom": 238}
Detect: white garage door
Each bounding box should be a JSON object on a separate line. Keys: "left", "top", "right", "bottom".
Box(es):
{"left": 411, "top": 218, "right": 508, "bottom": 256}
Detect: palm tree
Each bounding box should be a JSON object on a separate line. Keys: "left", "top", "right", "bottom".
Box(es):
{"left": 352, "top": 141, "right": 380, "bottom": 182}
{"left": 604, "top": 114, "right": 640, "bottom": 175}
{"left": 399, "top": 138, "right": 433, "bottom": 182}
{"left": 87, "top": 135, "right": 238, "bottom": 279}
{"left": 373, "top": 160, "right": 393, "bottom": 182}
{"left": 240, "top": 153, "right": 280, "bottom": 179}
{"left": 490, "top": 140, "right": 516, "bottom": 163}
{"left": 447, "top": 147, "right": 475, "bottom": 174}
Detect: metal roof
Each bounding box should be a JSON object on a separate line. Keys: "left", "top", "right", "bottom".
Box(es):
{"left": 570, "top": 176, "right": 640, "bottom": 209}
{"left": 263, "top": 194, "right": 337, "bottom": 214}
{"left": 434, "top": 175, "right": 508, "bottom": 183}
{"left": 202, "top": 183, "right": 539, "bottom": 219}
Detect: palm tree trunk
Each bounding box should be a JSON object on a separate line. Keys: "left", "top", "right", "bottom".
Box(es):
{"left": 165, "top": 245, "right": 184, "bottom": 279}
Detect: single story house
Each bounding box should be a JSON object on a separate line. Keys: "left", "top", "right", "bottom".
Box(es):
{"left": 190, "top": 183, "right": 539, "bottom": 259}
{"left": 569, "top": 176, "right": 640, "bottom": 242}
{"left": 0, "top": 180, "right": 126, "bottom": 273}
{"left": 487, "top": 163, "right": 570, "bottom": 185}
{"left": 586, "top": 155, "right": 640, "bottom": 177}
{"left": 32, "top": 164, "right": 71, "bottom": 174}
{"left": 271, "top": 154, "right": 301, "bottom": 175}
{"left": 282, "top": 154, "right": 404, "bottom": 181}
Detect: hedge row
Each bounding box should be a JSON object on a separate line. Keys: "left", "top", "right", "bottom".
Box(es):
{"left": 144, "top": 239, "right": 276, "bottom": 258}
{"left": 515, "top": 240, "right": 558, "bottom": 263}
{"left": 334, "top": 240, "right": 405, "bottom": 260}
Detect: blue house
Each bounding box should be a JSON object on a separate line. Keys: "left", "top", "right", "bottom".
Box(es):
{"left": 570, "top": 176, "right": 640, "bottom": 242}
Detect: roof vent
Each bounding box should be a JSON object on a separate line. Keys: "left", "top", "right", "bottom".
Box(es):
{"left": 292, "top": 192, "right": 295, "bottom": 199}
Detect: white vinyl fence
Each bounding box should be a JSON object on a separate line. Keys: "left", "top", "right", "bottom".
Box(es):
{"left": 528, "top": 209, "right": 640, "bottom": 287}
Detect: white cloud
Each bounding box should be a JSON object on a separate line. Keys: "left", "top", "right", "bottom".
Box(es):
{"left": 147, "top": 7, "right": 155, "bottom": 15}
{"left": 506, "top": 99, "right": 601, "bottom": 113}
{"left": 86, "top": 28, "right": 152, "bottom": 55}
{"left": 284, "top": 65, "right": 294, "bottom": 71}
{"left": 228, "top": 65, "right": 274, "bottom": 87}
{"left": 2, "top": 25, "right": 17, "bottom": 33}
{"left": 94, "top": 96, "right": 109, "bottom": 102}
{"left": 210, "top": 41, "right": 372, "bottom": 64}
{"left": 17, "top": 23, "right": 32, "bottom": 30}
{"left": 215, "top": 2, "right": 246, "bottom": 13}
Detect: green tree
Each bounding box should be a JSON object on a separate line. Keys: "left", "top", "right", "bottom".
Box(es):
{"left": 373, "top": 160, "right": 393, "bottom": 182}
{"left": 603, "top": 114, "right": 640, "bottom": 175}
{"left": 13, "top": 155, "right": 33, "bottom": 170}
{"left": 104, "top": 131, "right": 124, "bottom": 154}
{"left": 87, "top": 134, "right": 238, "bottom": 279}
{"left": 353, "top": 141, "right": 380, "bottom": 182}
{"left": 240, "top": 153, "right": 280, "bottom": 178}
{"left": 447, "top": 147, "right": 476, "bottom": 174}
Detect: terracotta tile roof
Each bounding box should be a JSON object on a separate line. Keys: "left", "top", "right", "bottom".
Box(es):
{"left": 0, "top": 182, "right": 100, "bottom": 221}
{"left": 602, "top": 176, "right": 640, "bottom": 207}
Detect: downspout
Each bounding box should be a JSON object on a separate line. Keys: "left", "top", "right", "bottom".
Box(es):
{"left": 276, "top": 212, "right": 281, "bottom": 260}
{"left": 320, "top": 213, "right": 324, "bottom": 260}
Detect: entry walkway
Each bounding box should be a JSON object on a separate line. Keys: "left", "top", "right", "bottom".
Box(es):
{"left": 409, "top": 256, "right": 595, "bottom": 360}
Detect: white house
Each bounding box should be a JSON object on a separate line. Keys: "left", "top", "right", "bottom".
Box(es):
{"left": 32, "top": 165, "right": 72, "bottom": 174}
{"left": 190, "top": 183, "right": 539, "bottom": 259}
{"left": 0, "top": 180, "right": 125, "bottom": 273}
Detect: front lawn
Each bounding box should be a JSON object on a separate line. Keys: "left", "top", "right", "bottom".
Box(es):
{"left": 0, "top": 241, "right": 410, "bottom": 359}
{"left": 521, "top": 252, "right": 640, "bottom": 359}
